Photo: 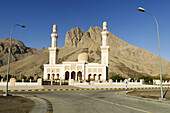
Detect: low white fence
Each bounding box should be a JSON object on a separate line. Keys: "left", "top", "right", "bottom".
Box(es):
{"left": 70, "top": 79, "right": 144, "bottom": 86}
{"left": 153, "top": 79, "right": 170, "bottom": 85}
{"left": 0, "top": 78, "right": 42, "bottom": 86}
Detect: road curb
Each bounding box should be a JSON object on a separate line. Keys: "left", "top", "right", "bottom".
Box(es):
{"left": 0, "top": 86, "right": 169, "bottom": 92}
{"left": 36, "top": 96, "right": 53, "bottom": 113}
{"left": 5, "top": 94, "right": 53, "bottom": 113}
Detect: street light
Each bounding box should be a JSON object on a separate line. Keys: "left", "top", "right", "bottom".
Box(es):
{"left": 138, "top": 7, "right": 164, "bottom": 100}
{"left": 5, "top": 24, "right": 26, "bottom": 96}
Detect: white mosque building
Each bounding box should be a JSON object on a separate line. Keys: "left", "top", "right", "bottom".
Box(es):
{"left": 43, "top": 22, "right": 110, "bottom": 82}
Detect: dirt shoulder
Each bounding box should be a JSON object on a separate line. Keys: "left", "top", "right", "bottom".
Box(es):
{"left": 127, "top": 89, "right": 170, "bottom": 100}
{"left": 0, "top": 95, "right": 34, "bottom": 113}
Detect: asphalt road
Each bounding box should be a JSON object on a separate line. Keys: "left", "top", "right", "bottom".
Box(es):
{"left": 4, "top": 90, "right": 170, "bottom": 113}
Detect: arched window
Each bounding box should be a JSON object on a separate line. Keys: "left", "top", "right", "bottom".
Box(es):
{"left": 71, "top": 71, "right": 76, "bottom": 80}
{"left": 93, "top": 74, "right": 96, "bottom": 81}
{"left": 77, "top": 71, "right": 82, "bottom": 80}
{"left": 98, "top": 74, "right": 102, "bottom": 80}
{"left": 65, "top": 71, "right": 69, "bottom": 80}
{"left": 88, "top": 74, "right": 91, "bottom": 80}
{"left": 52, "top": 74, "right": 55, "bottom": 80}
{"left": 47, "top": 74, "right": 50, "bottom": 80}
{"left": 57, "top": 74, "right": 59, "bottom": 79}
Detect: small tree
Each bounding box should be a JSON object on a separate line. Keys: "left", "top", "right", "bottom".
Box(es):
{"left": 21, "top": 75, "right": 27, "bottom": 80}
{"left": 28, "top": 76, "right": 34, "bottom": 81}
{"left": 130, "top": 78, "right": 135, "bottom": 82}
{"left": 4, "top": 74, "right": 12, "bottom": 82}
{"left": 109, "top": 74, "right": 125, "bottom": 82}
{"left": 137, "top": 75, "right": 153, "bottom": 84}
{"left": 36, "top": 76, "right": 41, "bottom": 80}
{"left": 144, "top": 76, "right": 153, "bottom": 83}
{"left": 154, "top": 73, "right": 170, "bottom": 80}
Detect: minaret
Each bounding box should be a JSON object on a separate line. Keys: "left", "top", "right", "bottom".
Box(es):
{"left": 101, "top": 22, "right": 109, "bottom": 67}
{"left": 49, "top": 24, "right": 59, "bottom": 65}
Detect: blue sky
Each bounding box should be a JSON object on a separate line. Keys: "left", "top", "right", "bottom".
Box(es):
{"left": 0, "top": 0, "right": 170, "bottom": 61}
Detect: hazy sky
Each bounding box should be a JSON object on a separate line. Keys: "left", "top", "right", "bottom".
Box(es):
{"left": 0, "top": 0, "right": 170, "bottom": 61}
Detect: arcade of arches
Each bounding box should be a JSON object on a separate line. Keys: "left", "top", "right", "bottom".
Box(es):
{"left": 47, "top": 72, "right": 102, "bottom": 81}
{"left": 65, "top": 71, "right": 82, "bottom": 80}
{"left": 87, "top": 74, "right": 102, "bottom": 81}
{"left": 47, "top": 73, "right": 60, "bottom": 80}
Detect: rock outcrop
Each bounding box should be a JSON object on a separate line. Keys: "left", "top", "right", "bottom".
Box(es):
{"left": 0, "top": 38, "right": 37, "bottom": 67}
{"left": 64, "top": 26, "right": 170, "bottom": 77}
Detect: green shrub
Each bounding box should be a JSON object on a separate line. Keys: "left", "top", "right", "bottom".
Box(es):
{"left": 130, "top": 78, "right": 135, "bottom": 82}
{"left": 21, "top": 75, "right": 27, "bottom": 80}
{"left": 109, "top": 74, "right": 125, "bottom": 82}
{"left": 154, "top": 73, "right": 170, "bottom": 80}
{"left": 3, "top": 74, "right": 12, "bottom": 82}
{"left": 28, "top": 76, "right": 34, "bottom": 81}
{"left": 137, "top": 75, "right": 153, "bottom": 84}
{"left": 36, "top": 76, "right": 41, "bottom": 79}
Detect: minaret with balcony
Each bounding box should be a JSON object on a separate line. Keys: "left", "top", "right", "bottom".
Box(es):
{"left": 49, "top": 24, "right": 59, "bottom": 65}
{"left": 101, "top": 22, "right": 109, "bottom": 80}
{"left": 101, "top": 22, "right": 109, "bottom": 67}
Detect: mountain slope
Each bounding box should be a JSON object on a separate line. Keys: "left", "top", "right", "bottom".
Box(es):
{"left": 64, "top": 26, "right": 170, "bottom": 77}
{"left": 0, "top": 38, "right": 37, "bottom": 67}
{"left": 0, "top": 27, "right": 169, "bottom": 78}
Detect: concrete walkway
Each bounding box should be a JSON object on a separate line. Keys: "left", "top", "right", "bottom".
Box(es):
{"left": 73, "top": 84, "right": 169, "bottom": 88}
{"left": 0, "top": 85, "right": 44, "bottom": 90}
{"left": 30, "top": 96, "right": 47, "bottom": 113}
{"left": 43, "top": 85, "right": 78, "bottom": 89}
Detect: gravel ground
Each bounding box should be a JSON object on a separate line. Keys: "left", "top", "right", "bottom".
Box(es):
{"left": 0, "top": 96, "right": 34, "bottom": 113}
{"left": 128, "top": 89, "right": 170, "bottom": 100}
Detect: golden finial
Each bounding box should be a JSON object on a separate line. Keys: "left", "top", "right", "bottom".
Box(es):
{"left": 103, "top": 21, "right": 107, "bottom": 30}
{"left": 53, "top": 24, "right": 57, "bottom": 33}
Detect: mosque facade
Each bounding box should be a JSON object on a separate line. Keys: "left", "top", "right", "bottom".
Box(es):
{"left": 43, "top": 22, "right": 110, "bottom": 82}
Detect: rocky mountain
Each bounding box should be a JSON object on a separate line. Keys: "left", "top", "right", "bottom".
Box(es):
{"left": 0, "top": 26, "right": 170, "bottom": 79}
{"left": 64, "top": 26, "right": 170, "bottom": 77}
{"left": 0, "top": 38, "right": 37, "bottom": 67}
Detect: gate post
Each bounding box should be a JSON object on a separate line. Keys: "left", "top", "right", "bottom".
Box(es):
{"left": 60, "top": 76, "right": 61, "bottom": 85}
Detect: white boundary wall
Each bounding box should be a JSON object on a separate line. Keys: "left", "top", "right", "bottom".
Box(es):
{"left": 0, "top": 78, "right": 42, "bottom": 86}
{"left": 71, "top": 79, "right": 144, "bottom": 86}
{"left": 153, "top": 79, "right": 170, "bottom": 85}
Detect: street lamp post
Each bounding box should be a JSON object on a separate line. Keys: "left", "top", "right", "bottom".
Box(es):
{"left": 138, "top": 7, "right": 164, "bottom": 100}
{"left": 5, "top": 24, "right": 26, "bottom": 96}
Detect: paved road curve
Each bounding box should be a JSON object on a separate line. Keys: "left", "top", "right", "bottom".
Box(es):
{"left": 7, "top": 90, "right": 170, "bottom": 113}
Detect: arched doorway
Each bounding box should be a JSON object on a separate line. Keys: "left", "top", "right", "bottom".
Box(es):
{"left": 93, "top": 74, "right": 96, "bottom": 81}
{"left": 47, "top": 74, "right": 50, "bottom": 80}
{"left": 57, "top": 74, "right": 59, "bottom": 79}
{"left": 65, "top": 71, "right": 69, "bottom": 80}
{"left": 71, "top": 71, "right": 76, "bottom": 80}
{"left": 88, "top": 74, "right": 91, "bottom": 80}
{"left": 77, "top": 71, "right": 82, "bottom": 80}
{"left": 98, "top": 74, "right": 102, "bottom": 80}
{"left": 52, "top": 74, "right": 55, "bottom": 80}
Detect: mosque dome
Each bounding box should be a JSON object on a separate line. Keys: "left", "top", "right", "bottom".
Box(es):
{"left": 78, "top": 53, "right": 89, "bottom": 62}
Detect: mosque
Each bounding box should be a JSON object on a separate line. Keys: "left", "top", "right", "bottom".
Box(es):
{"left": 43, "top": 22, "right": 110, "bottom": 82}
